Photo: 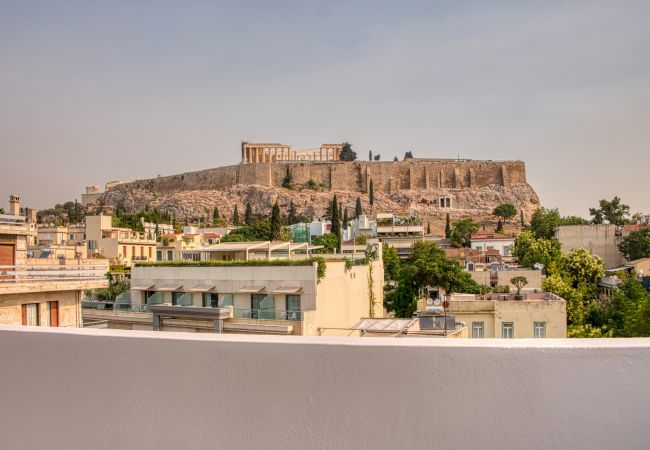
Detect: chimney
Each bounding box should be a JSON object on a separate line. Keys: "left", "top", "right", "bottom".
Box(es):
{"left": 9, "top": 195, "right": 20, "bottom": 216}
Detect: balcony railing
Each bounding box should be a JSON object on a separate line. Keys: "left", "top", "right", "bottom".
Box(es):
{"left": 233, "top": 309, "right": 302, "bottom": 321}
{"left": 0, "top": 264, "right": 107, "bottom": 284}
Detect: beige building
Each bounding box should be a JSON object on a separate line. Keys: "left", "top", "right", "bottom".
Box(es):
{"left": 156, "top": 233, "right": 205, "bottom": 261}
{"left": 469, "top": 268, "right": 543, "bottom": 291}
{"left": 417, "top": 292, "right": 567, "bottom": 338}
{"left": 554, "top": 224, "right": 630, "bottom": 269}
{"left": 1, "top": 210, "right": 108, "bottom": 327}
{"left": 84, "top": 242, "right": 384, "bottom": 336}
{"left": 85, "top": 215, "right": 156, "bottom": 265}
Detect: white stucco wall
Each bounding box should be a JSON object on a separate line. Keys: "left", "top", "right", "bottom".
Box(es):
{"left": 0, "top": 326, "right": 649, "bottom": 450}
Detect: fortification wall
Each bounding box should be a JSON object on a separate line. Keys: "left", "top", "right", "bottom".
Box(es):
{"left": 114, "top": 159, "right": 528, "bottom": 194}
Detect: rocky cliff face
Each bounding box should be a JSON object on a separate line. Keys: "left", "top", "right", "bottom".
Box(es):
{"left": 98, "top": 181, "right": 539, "bottom": 233}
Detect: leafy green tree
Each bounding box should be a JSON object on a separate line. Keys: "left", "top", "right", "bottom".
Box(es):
{"left": 426, "top": 222, "right": 431, "bottom": 235}
{"left": 330, "top": 195, "right": 341, "bottom": 250}
{"left": 496, "top": 218, "right": 504, "bottom": 234}
{"left": 404, "top": 151, "right": 413, "bottom": 159}
{"left": 543, "top": 274, "right": 585, "bottom": 325}
{"left": 561, "top": 248, "right": 605, "bottom": 288}
{"left": 355, "top": 197, "right": 363, "bottom": 218}
{"left": 244, "top": 202, "right": 253, "bottom": 226}
{"left": 445, "top": 213, "right": 451, "bottom": 239}
{"left": 450, "top": 218, "right": 480, "bottom": 248}
{"left": 606, "top": 274, "right": 650, "bottom": 336}
{"left": 530, "top": 207, "right": 562, "bottom": 240}
{"left": 269, "top": 202, "right": 281, "bottom": 241}
{"left": 561, "top": 215, "right": 589, "bottom": 225}
{"left": 212, "top": 207, "right": 220, "bottom": 224}
{"left": 393, "top": 156, "right": 398, "bottom": 161}
{"left": 493, "top": 203, "right": 517, "bottom": 220}
{"left": 222, "top": 219, "right": 271, "bottom": 242}
{"left": 511, "top": 276, "right": 528, "bottom": 297}
{"left": 282, "top": 167, "right": 293, "bottom": 189}
{"left": 232, "top": 206, "right": 240, "bottom": 226}
{"left": 618, "top": 228, "right": 650, "bottom": 260}
{"left": 512, "top": 231, "right": 562, "bottom": 269}
{"left": 520, "top": 210, "right": 525, "bottom": 227}
{"left": 369, "top": 179, "right": 375, "bottom": 210}
{"left": 373, "top": 154, "right": 381, "bottom": 161}
{"left": 382, "top": 244, "right": 401, "bottom": 282}
{"left": 589, "top": 196, "right": 630, "bottom": 225}
{"left": 338, "top": 142, "right": 357, "bottom": 161}
{"left": 312, "top": 233, "right": 339, "bottom": 253}
{"left": 342, "top": 208, "right": 349, "bottom": 228}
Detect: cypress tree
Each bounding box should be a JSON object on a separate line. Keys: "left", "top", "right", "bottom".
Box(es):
{"left": 270, "top": 202, "right": 281, "bottom": 241}
{"left": 369, "top": 179, "right": 375, "bottom": 210}
{"left": 288, "top": 200, "right": 298, "bottom": 225}
{"left": 426, "top": 222, "right": 431, "bottom": 235}
{"left": 445, "top": 213, "right": 452, "bottom": 238}
{"left": 212, "top": 207, "right": 219, "bottom": 224}
{"left": 496, "top": 218, "right": 504, "bottom": 233}
{"left": 232, "top": 205, "right": 240, "bottom": 226}
{"left": 331, "top": 195, "right": 341, "bottom": 251}
{"left": 245, "top": 202, "right": 253, "bottom": 226}
{"left": 520, "top": 210, "right": 525, "bottom": 227}
{"left": 343, "top": 208, "right": 349, "bottom": 228}
{"left": 369, "top": 150, "right": 373, "bottom": 161}
{"left": 355, "top": 197, "right": 363, "bottom": 218}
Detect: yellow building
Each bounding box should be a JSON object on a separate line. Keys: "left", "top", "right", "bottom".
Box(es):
{"left": 417, "top": 292, "right": 567, "bottom": 338}
{"left": 85, "top": 215, "right": 156, "bottom": 265}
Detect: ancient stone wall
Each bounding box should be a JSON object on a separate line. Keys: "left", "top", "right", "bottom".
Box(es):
{"left": 114, "top": 159, "right": 528, "bottom": 194}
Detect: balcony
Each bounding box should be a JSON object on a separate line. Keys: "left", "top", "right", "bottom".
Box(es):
{"left": 0, "top": 214, "right": 32, "bottom": 235}
{"left": 0, "top": 262, "right": 108, "bottom": 294}
{"left": 0, "top": 326, "right": 648, "bottom": 448}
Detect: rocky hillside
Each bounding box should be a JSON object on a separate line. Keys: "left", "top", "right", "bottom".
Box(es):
{"left": 97, "top": 182, "right": 539, "bottom": 233}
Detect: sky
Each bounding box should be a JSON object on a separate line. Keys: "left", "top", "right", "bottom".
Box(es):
{"left": 1, "top": 0, "right": 649, "bottom": 216}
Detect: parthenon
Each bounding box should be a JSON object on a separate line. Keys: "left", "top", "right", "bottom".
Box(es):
{"left": 241, "top": 142, "right": 343, "bottom": 164}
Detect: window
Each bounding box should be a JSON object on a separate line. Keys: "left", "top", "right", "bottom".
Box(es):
{"left": 286, "top": 295, "right": 301, "bottom": 320}
{"left": 172, "top": 292, "right": 187, "bottom": 306}
{"left": 167, "top": 250, "right": 173, "bottom": 261}
{"left": 502, "top": 322, "right": 514, "bottom": 339}
{"left": 534, "top": 322, "right": 546, "bottom": 339}
{"left": 123, "top": 246, "right": 127, "bottom": 257}
{"left": 202, "top": 292, "right": 218, "bottom": 308}
{"left": 251, "top": 294, "right": 274, "bottom": 319}
{"left": 156, "top": 250, "right": 162, "bottom": 261}
{"left": 21, "top": 303, "right": 39, "bottom": 326}
{"left": 503, "top": 245, "right": 511, "bottom": 256}
{"left": 472, "top": 322, "right": 484, "bottom": 338}
{"left": 218, "top": 294, "right": 233, "bottom": 308}
{"left": 148, "top": 247, "right": 152, "bottom": 258}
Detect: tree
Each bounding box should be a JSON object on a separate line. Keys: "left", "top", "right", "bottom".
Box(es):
{"left": 342, "top": 208, "right": 349, "bottom": 228}
{"left": 606, "top": 273, "right": 650, "bottom": 336}
{"left": 562, "top": 248, "right": 605, "bottom": 288}
{"left": 369, "top": 179, "right": 375, "bottom": 210}
{"left": 496, "top": 218, "right": 504, "bottom": 234}
{"left": 619, "top": 228, "right": 650, "bottom": 260}
{"left": 338, "top": 142, "right": 357, "bottom": 161}
{"left": 0, "top": 208, "right": 4, "bottom": 215}
{"left": 445, "top": 213, "right": 451, "bottom": 239}
{"left": 232, "top": 205, "right": 240, "bottom": 226}
{"left": 404, "top": 151, "right": 413, "bottom": 159}
{"left": 212, "top": 207, "right": 220, "bottom": 224}
{"left": 511, "top": 276, "right": 528, "bottom": 298}
{"left": 312, "top": 233, "right": 339, "bottom": 254}
{"left": 450, "top": 218, "right": 480, "bottom": 248}
{"left": 382, "top": 244, "right": 401, "bottom": 282}
{"left": 330, "top": 195, "right": 341, "bottom": 251}
{"left": 244, "top": 202, "right": 253, "bottom": 226}
{"left": 355, "top": 197, "right": 364, "bottom": 218}
{"left": 369, "top": 150, "right": 372, "bottom": 161}
{"left": 393, "top": 156, "right": 398, "bottom": 162}
{"left": 589, "top": 196, "right": 630, "bottom": 225}
{"left": 530, "top": 207, "right": 562, "bottom": 240}
{"left": 287, "top": 200, "right": 298, "bottom": 225}
{"left": 493, "top": 203, "right": 517, "bottom": 221}
{"left": 269, "top": 202, "right": 281, "bottom": 241}
{"left": 512, "top": 231, "right": 562, "bottom": 270}
{"left": 520, "top": 210, "right": 525, "bottom": 227}
{"left": 373, "top": 154, "right": 381, "bottom": 161}
{"left": 282, "top": 167, "right": 292, "bottom": 189}
{"left": 426, "top": 222, "right": 431, "bottom": 235}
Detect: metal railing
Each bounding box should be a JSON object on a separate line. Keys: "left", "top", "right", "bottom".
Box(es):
{"left": 0, "top": 265, "right": 107, "bottom": 284}
{"left": 233, "top": 309, "right": 302, "bottom": 321}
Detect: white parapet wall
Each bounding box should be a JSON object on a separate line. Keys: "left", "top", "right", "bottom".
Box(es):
{"left": 0, "top": 326, "right": 649, "bottom": 449}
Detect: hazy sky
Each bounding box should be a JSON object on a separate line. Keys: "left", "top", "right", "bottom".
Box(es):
{"left": 1, "top": 0, "right": 649, "bottom": 216}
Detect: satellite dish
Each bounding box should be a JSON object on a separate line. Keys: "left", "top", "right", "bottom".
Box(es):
{"left": 534, "top": 263, "right": 544, "bottom": 270}
{"left": 426, "top": 298, "right": 433, "bottom": 305}
{"left": 433, "top": 299, "right": 441, "bottom": 306}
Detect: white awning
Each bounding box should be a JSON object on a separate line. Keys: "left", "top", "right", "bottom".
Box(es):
{"left": 155, "top": 283, "right": 183, "bottom": 292}
{"left": 268, "top": 287, "right": 303, "bottom": 295}
{"left": 131, "top": 283, "right": 154, "bottom": 290}
{"left": 188, "top": 284, "right": 216, "bottom": 292}
{"left": 236, "top": 286, "right": 266, "bottom": 293}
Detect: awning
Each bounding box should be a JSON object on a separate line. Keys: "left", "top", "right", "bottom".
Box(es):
{"left": 155, "top": 283, "right": 183, "bottom": 292}
{"left": 268, "top": 287, "right": 303, "bottom": 294}
{"left": 131, "top": 283, "right": 155, "bottom": 290}
{"left": 236, "top": 286, "right": 266, "bottom": 293}
{"left": 188, "top": 283, "right": 216, "bottom": 292}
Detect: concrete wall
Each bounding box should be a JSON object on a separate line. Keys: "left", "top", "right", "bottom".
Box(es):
{"left": 114, "top": 159, "right": 529, "bottom": 194}
{"left": 0, "top": 326, "right": 648, "bottom": 449}
{"left": 555, "top": 224, "right": 626, "bottom": 269}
